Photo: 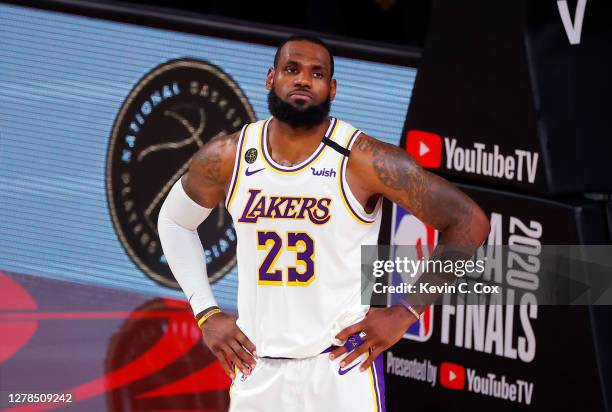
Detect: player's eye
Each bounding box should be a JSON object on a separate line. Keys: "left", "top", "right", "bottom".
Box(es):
{"left": 313, "top": 72, "right": 323, "bottom": 78}
{"left": 285, "top": 67, "right": 297, "bottom": 73}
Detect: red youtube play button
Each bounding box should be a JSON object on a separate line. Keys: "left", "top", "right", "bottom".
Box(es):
{"left": 439, "top": 362, "right": 465, "bottom": 390}
{"left": 406, "top": 130, "right": 442, "bottom": 168}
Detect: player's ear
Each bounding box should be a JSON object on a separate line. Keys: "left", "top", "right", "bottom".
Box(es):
{"left": 329, "top": 78, "right": 337, "bottom": 102}
{"left": 265, "top": 68, "right": 274, "bottom": 91}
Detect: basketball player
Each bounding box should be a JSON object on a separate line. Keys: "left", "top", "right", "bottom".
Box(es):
{"left": 158, "top": 35, "right": 490, "bottom": 411}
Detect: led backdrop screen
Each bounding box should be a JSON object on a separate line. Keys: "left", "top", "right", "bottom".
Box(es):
{"left": 0, "top": 3, "right": 418, "bottom": 310}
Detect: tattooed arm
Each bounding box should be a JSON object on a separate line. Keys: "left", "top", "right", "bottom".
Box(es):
{"left": 182, "top": 131, "right": 240, "bottom": 208}
{"left": 347, "top": 133, "right": 490, "bottom": 247}
{"left": 350, "top": 133, "right": 490, "bottom": 304}
{"left": 331, "top": 133, "right": 489, "bottom": 371}
{"left": 163, "top": 131, "right": 257, "bottom": 379}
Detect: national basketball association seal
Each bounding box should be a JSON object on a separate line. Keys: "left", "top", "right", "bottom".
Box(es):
{"left": 106, "top": 59, "right": 256, "bottom": 288}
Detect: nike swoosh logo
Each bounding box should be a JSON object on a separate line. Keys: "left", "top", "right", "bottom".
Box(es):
{"left": 338, "top": 362, "right": 360, "bottom": 375}
{"left": 245, "top": 167, "right": 265, "bottom": 176}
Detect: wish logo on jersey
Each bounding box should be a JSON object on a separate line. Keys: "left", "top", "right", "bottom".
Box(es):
{"left": 310, "top": 167, "right": 337, "bottom": 177}
{"left": 391, "top": 204, "right": 437, "bottom": 342}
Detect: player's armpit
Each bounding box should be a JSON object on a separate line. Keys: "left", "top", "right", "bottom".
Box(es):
{"left": 348, "top": 133, "right": 490, "bottom": 246}
{"left": 182, "top": 131, "right": 240, "bottom": 209}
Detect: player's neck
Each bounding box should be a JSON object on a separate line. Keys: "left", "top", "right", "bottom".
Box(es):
{"left": 267, "top": 117, "right": 330, "bottom": 166}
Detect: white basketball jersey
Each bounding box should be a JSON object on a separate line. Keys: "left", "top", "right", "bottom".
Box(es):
{"left": 225, "top": 117, "right": 382, "bottom": 358}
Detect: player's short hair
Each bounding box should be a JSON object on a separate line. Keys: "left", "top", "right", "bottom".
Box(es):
{"left": 273, "top": 34, "right": 335, "bottom": 77}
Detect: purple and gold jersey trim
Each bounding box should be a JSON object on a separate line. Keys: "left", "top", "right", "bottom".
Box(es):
{"left": 260, "top": 117, "right": 339, "bottom": 174}
{"left": 338, "top": 128, "right": 380, "bottom": 224}
{"left": 225, "top": 124, "right": 250, "bottom": 210}
{"left": 370, "top": 354, "right": 386, "bottom": 412}
{"left": 228, "top": 364, "right": 237, "bottom": 412}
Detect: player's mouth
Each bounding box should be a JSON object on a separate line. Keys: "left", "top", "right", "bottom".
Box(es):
{"left": 289, "top": 91, "right": 313, "bottom": 102}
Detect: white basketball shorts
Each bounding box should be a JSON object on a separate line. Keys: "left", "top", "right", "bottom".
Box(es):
{"left": 228, "top": 351, "right": 385, "bottom": 412}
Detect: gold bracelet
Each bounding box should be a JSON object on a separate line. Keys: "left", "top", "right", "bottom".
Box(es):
{"left": 398, "top": 299, "right": 421, "bottom": 321}
{"left": 406, "top": 305, "right": 421, "bottom": 321}
{"left": 197, "top": 308, "right": 222, "bottom": 328}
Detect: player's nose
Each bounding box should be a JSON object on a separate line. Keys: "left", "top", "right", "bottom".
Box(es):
{"left": 293, "top": 71, "right": 311, "bottom": 88}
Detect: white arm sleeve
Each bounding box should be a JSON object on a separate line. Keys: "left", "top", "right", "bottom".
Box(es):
{"left": 157, "top": 179, "right": 217, "bottom": 316}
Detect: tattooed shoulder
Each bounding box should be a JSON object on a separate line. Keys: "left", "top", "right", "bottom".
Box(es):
{"left": 352, "top": 133, "right": 427, "bottom": 214}
{"left": 189, "top": 131, "right": 239, "bottom": 187}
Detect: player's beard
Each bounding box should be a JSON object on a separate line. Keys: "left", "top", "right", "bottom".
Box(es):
{"left": 267, "top": 88, "right": 331, "bottom": 129}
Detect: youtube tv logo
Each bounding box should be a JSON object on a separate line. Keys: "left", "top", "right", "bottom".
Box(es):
{"left": 406, "top": 130, "right": 442, "bottom": 168}
{"left": 440, "top": 362, "right": 465, "bottom": 390}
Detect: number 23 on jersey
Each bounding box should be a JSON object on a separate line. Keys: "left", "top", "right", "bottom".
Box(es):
{"left": 257, "top": 231, "right": 315, "bottom": 286}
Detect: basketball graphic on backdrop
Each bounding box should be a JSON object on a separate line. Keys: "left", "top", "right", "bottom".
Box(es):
{"left": 106, "top": 59, "right": 256, "bottom": 288}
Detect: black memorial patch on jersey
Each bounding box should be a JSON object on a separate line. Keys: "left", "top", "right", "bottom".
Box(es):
{"left": 245, "top": 148, "right": 258, "bottom": 164}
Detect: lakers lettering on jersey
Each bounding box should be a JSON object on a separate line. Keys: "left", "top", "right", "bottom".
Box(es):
{"left": 225, "top": 117, "right": 382, "bottom": 358}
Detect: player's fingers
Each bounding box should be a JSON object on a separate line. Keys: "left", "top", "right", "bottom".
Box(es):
{"left": 339, "top": 338, "right": 372, "bottom": 367}
{"left": 334, "top": 322, "right": 365, "bottom": 341}
{"left": 213, "top": 349, "right": 235, "bottom": 379}
{"left": 229, "top": 339, "right": 256, "bottom": 370}
{"left": 329, "top": 345, "right": 347, "bottom": 360}
{"left": 235, "top": 330, "right": 257, "bottom": 357}
{"left": 359, "top": 347, "right": 382, "bottom": 372}
{"left": 223, "top": 345, "right": 249, "bottom": 375}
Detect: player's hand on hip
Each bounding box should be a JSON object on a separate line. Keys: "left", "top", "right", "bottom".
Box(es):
{"left": 330, "top": 306, "right": 417, "bottom": 372}
{"left": 201, "top": 312, "right": 257, "bottom": 379}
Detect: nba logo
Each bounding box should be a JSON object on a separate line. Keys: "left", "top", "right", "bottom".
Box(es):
{"left": 391, "top": 204, "right": 437, "bottom": 342}
{"left": 404, "top": 305, "right": 433, "bottom": 342}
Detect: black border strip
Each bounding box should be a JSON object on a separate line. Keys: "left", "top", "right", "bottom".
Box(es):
{"left": 2, "top": 0, "right": 421, "bottom": 67}
{"left": 322, "top": 136, "right": 350, "bottom": 157}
